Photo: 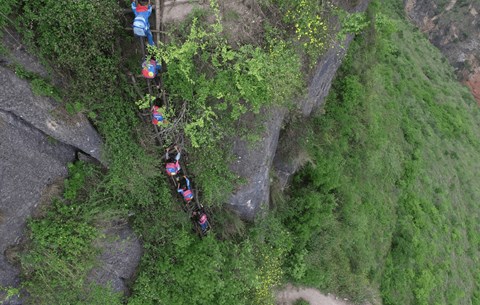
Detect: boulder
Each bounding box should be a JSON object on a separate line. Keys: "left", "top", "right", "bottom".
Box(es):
{"left": 89, "top": 221, "right": 143, "bottom": 295}
{"left": 1, "top": 31, "right": 105, "bottom": 164}
{"left": 0, "top": 66, "right": 104, "bottom": 163}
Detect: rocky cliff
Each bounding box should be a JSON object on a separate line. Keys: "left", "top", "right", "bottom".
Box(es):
{"left": 0, "top": 32, "right": 139, "bottom": 303}
{"left": 404, "top": 0, "right": 480, "bottom": 102}
{"left": 228, "top": 0, "right": 371, "bottom": 221}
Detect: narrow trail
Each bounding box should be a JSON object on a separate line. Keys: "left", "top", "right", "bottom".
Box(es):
{"left": 276, "top": 284, "right": 354, "bottom": 305}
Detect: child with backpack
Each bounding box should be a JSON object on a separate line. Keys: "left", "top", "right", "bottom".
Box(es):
{"left": 191, "top": 207, "right": 209, "bottom": 234}
{"left": 142, "top": 58, "right": 162, "bottom": 79}
{"left": 131, "top": 0, "right": 154, "bottom": 46}
{"left": 177, "top": 176, "right": 194, "bottom": 203}
{"left": 165, "top": 145, "right": 181, "bottom": 176}
{"left": 151, "top": 105, "right": 167, "bottom": 125}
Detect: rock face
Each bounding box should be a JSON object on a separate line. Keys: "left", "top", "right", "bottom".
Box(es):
{"left": 89, "top": 222, "right": 143, "bottom": 294}
{"left": 0, "top": 109, "right": 76, "bottom": 300}
{"left": 273, "top": 32, "right": 361, "bottom": 190}
{"left": 0, "top": 70, "right": 104, "bottom": 163}
{"left": 228, "top": 108, "right": 287, "bottom": 220}
{"left": 404, "top": 0, "right": 480, "bottom": 101}
{"left": 0, "top": 31, "right": 106, "bottom": 302}
{"left": 228, "top": 0, "right": 370, "bottom": 220}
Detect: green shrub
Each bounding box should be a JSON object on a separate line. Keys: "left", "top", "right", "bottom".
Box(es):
{"left": 269, "top": 0, "right": 334, "bottom": 61}
{"left": 0, "top": 2, "right": 15, "bottom": 33}
{"left": 294, "top": 299, "right": 310, "bottom": 305}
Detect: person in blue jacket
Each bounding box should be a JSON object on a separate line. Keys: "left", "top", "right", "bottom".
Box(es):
{"left": 131, "top": 0, "right": 154, "bottom": 46}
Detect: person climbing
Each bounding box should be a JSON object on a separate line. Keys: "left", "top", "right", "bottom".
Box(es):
{"left": 165, "top": 145, "right": 181, "bottom": 176}
{"left": 151, "top": 105, "right": 167, "bottom": 125}
{"left": 131, "top": 0, "right": 154, "bottom": 46}
{"left": 142, "top": 58, "right": 162, "bottom": 79}
{"left": 191, "top": 208, "right": 209, "bottom": 234}
{"left": 177, "top": 175, "right": 194, "bottom": 203}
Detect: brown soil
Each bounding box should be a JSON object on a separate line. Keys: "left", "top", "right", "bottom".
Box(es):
{"left": 466, "top": 70, "right": 480, "bottom": 105}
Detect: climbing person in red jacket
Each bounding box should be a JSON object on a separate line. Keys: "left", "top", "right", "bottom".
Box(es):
{"left": 131, "top": 0, "right": 154, "bottom": 46}
{"left": 165, "top": 145, "right": 181, "bottom": 176}
{"left": 191, "top": 207, "right": 209, "bottom": 234}
{"left": 177, "top": 175, "right": 193, "bottom": 203}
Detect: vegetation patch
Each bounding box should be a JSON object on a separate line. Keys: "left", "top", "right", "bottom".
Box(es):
{"left": 278, "top": 1, "right": 480, "bottom": 304}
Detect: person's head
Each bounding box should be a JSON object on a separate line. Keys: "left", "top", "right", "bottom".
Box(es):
{"left": 138, "top": 0, "right": 149, "bottom": 5}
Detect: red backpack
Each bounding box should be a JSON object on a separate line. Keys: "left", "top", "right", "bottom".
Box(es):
{"left": 165, "top": 161, "right": 180, "bottom": 176}
{"left": 182, "top": 189, "right": 193, "bottom": 201}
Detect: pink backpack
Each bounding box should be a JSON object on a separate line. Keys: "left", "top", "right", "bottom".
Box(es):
{"left": 183, "top": 189, "right": 193, "bottom": 201}
{"left": 199, "top": 214, "right": 207, "bottom": 224}
{"left": 166, "top": 161, "right": 180, "bottom": 176}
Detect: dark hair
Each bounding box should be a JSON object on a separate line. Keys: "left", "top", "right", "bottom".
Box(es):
{"left": 138, "top": 0, "right": 149, "bottom": 5}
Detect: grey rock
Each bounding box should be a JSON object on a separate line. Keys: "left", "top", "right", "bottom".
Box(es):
{"left": 0, "top": 109, "right": 76, "bottom": 300}
{"left": 274, "top": 0, "right": 371, "bottom": 190}
{"left": 273, "top": 35, "right": 357, "bottom": 190}
{"left": 0, "top": 65, "right": 105, "bottom": 163}
{"left": 300, "top": 38, "right": 351, "bottom": 117}
{"left": 89, "top": 222, "right": 142, "bottom": 295}
{"left": 0, "top": 34, "right": 106, "bottom": 303}
{"left": 1, "top": 30, "right": 52, "bottom": 81}
{"left": 228, "top": 107, "right": 287, "bottom": 221}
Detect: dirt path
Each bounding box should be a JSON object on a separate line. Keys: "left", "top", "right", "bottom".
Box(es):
{"left": 276, "top": 284, "right": 354, "bottom": 305}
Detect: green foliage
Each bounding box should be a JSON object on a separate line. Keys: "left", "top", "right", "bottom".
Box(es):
{"left": 0, "top": 286, "right": 20, "bottom": 303}
{"left": 270, "top": 0, "right": 334, "bottom": 60}
{"left": 152, "top": 15, "right": 302, "bottom": 148}
{"left": 29, "top": 78, "right": 61, "bottom": 101}
{"left": 280, "top": 2, "right": 480, "bottom": 304}
{"left": 20, "top": 162, "right": 123, "bottom": 305}
{"left": 149, "top": 6, "right": 303, "bottom": 203}
{"left": 135, "top": 94, "right": 156, "bottom": 110}
{"left": 20, "top": 0, "right": 120, "bottom": 85}
{"left": 12, "top": 64, "right": 62, "bottom": 101}
{"left": 294, "top": 299, "right": 310, "bottom": 305}
{"left": 0, "top": 1, "right": 15, "bottom": 33}
{"left": 65, "top": 101, "right": 85, "bottom": 114}
{"left": 129, "top": 215, "right": 292, "bottom": 305}
{"left": 338, "top": 12, "right": 370, "bottom": 41}
{"left": 63, "top": 162, "right": 93, "bottom": 200}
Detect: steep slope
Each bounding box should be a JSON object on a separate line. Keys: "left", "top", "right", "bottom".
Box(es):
{"left": 404, "top": 0, "right": 480, "bottom": 102}
{"left": 278, "top": 2, "right": 480, "bottom": 303}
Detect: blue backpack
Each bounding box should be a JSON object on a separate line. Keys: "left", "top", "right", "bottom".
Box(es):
{"left": 133, "top": 15, "right": 148, "bottom": 37}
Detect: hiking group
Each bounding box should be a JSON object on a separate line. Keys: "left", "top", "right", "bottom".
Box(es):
{"left": 130, "top": 0, "right": 211, "bottom": 235}
{"left": 164, "top": 145, "right": 211, "bottom": 236}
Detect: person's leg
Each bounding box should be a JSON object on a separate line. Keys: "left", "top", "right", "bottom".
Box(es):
{"left": 146, "top": 29, "right": 154, "bottom": 46}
